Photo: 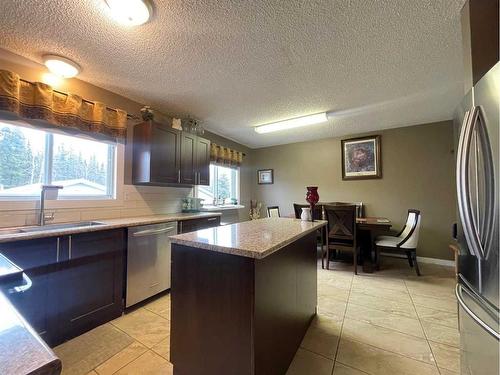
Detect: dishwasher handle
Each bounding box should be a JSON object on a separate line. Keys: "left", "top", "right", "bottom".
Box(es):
{"left": 132, "top": 226, "right": 176, "bottom": 237}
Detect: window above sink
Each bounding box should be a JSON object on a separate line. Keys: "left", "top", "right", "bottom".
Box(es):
{"left": 0, "top": 122, "right": 116, "bottom": 200}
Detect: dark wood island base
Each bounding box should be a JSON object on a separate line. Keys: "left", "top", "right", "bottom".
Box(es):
{"left": 171, "top": 230, "right": 318, "bottom": 375}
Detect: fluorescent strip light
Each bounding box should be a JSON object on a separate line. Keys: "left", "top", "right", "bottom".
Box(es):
{"left": 254, "top": 112, "right": 329, "bottom": 134}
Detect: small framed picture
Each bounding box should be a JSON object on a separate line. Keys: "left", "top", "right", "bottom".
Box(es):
{"left": 341, "top": 135, "right": 382, "bottom": 180}
{"left": 257, "top": 169, "right": 274, "bottom": 184}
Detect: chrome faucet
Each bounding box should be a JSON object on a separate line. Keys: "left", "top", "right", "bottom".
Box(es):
{"left": 39, "top": 185, "right": 63, "bottom": 226}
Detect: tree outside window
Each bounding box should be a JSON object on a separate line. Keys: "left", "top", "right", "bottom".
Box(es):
{"left": 0, "top": 122, "right": 116, "bottom": 198}
{"left": 197, "top": 164, "right": 239, "bottom": 205}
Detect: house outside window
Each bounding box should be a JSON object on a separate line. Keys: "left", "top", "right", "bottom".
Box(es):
{"left": 0, "top": 122, "right": 116, "bottom": 199}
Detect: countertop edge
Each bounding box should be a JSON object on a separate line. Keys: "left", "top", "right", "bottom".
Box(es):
{"left": 170, "top": 219, "right": 327, "bottom": 259}
{"left": 0, "top": 212, "right": 222, "bottom": 244}
{"left": 0, "top": 291, "right": 61, "bottom": 375}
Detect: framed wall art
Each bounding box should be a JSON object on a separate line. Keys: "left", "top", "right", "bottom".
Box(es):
{"left": 341, "top": 135, "right": 382, "bottom": 180}
{"left": 257, "top": 169, "right": 274, "bottom": 184}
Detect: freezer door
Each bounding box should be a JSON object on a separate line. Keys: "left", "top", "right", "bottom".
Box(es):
{"left": 456, "top": 63, "right": 499, "bottom": 306}
{"left": 457, "top": 284, "right": 499, "bottom": 375}
{"left": 472, "top": 62, "right": 499, "bottom": 309}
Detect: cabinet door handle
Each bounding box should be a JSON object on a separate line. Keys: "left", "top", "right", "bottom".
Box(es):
{"left": 178, "top": 170, "right": 181, "bottom": 183}
{"left": 56, "top": 237, "right": 60, "bottom": 262}
{"left": 207, "top": 217, "right": 218, "bottom": 221}
{"left": 68, "top": 235, "right": 72, "bottom": 260}
{"left": 179, "top": 221, "right": 183, "bottom": 233}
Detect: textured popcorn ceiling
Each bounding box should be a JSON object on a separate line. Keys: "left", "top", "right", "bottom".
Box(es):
{"left": 0, "top": 0, "right": 465, "bottom": 148}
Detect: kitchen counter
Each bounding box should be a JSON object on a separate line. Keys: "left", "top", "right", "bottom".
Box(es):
{"left": 169, "top": 217, "right": 326, "bottom": 259}
{"left": 0, "top": 291, "right": 61, "bottom": 375}
{"left": 170, "top": 217, "right": 325, "bottom": 374}
{"left": 0, "top": 212, "right": 222, "bottom": 244}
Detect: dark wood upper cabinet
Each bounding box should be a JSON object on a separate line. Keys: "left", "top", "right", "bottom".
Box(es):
{"left": 196, "top": 137, "right": 211, "bottom": 186}
{"left": 180, "top": 132, "right": 197, "bottom": 185}
{"left": 133, "top": 121, "right": 211, "bottom": 187}
{"left": 133, "top": 121, "right": 181, "bottom": 185}
{"left": 461, "top": 0, "right": 499, "bottom": 88}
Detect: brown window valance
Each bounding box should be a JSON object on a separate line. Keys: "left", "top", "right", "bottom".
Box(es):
{"left": 210, "top": 143, "right": 244, "bottom": 167}
{"left": 0, "top": 70, "right": 128, "bottom": 139}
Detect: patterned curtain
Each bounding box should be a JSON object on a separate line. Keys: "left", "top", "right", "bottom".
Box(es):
{"left": 0, "top": 70, "right": 128, "bottom": 139}
{"left": 210, "top": 143, "right": 244, "bottom": 168}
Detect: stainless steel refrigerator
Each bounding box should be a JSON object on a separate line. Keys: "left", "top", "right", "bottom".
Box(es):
{"left": 454, "top": 61, "right": 499, "bottom": 375}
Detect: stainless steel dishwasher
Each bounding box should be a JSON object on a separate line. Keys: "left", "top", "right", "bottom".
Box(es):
{"left": 126, "top": 222, "right": 177, "bottom": 307}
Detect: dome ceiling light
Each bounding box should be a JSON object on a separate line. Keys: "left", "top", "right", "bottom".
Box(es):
{"left": 105, "top": 0, "right": 152, "bottom": 26}
{"left": 42, "top": 55, "right": 81, "bottom": 78}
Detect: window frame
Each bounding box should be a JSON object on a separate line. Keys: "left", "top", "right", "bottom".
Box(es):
{"left": 195, "top": 164, "right": 240, "bottom": 205}
{"left": 0, "top": 123, "right": 117, "bottom": 201}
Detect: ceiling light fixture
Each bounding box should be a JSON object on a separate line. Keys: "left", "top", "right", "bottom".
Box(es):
{"left": 41, "top": 72, "right": 63, "bottom": 87}
{"left": 105, "top": 0, "right": 152, "bottom": 26}
{"left": 43, "top": 55, "right": 81, "bottom": 78}
{"left": 254, "top": 112, "right": 329, "bottom": 134}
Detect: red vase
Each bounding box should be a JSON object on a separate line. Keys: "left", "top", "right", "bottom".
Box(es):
{"left": 305, "top": 186, "right": 319, "bottom": 222}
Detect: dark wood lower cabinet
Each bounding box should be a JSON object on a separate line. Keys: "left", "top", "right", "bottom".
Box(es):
{"left": 0, "top": 229, "right": 125, "bottom": 347}
{"left": 54, "top": 230, "right": 125, "bottom": 345}
{"left": 178, "top": 216, "right": 221, "bottom": 233}
{"left": 171, "top": 232, "right": 317, "bottom": 375}
{"left": 0, "top": 237, "right": 59, "bottom": 345}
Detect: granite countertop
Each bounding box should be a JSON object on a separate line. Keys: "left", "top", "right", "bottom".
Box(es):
{"left": 0, "top": 291, "right": 61, "bottom": 375}
{"left": 169, "top": 217, "right": 326, "bottom": 259}
{"left": 0, "top": 212, "right": 222, "bottom": 244}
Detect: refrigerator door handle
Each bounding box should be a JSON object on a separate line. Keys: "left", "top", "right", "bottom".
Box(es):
{"left": 457, "top": 106, "right": 489, "bottom": 260}
{"left": 456, "top": 284, "right": 500, "bottom": 340}
{"left": 470, "top": 106, "right": 496, "bottom": 260}
{"left": 458, "top": 106, "right": 496, "bottom": 260}
{"left": 457, "top": 108, "right": 480, "bottom": 258}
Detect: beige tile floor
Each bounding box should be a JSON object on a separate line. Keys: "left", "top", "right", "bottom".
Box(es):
{"left": 55, "top": 257, "right": 459, "bottom": 375}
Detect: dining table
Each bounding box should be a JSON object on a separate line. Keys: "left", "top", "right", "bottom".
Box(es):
{"left": 285, "top": 212, "right": 392, "bottom": 273}
{"left": 356, "top": 217, "right": 392, "bottom": 272}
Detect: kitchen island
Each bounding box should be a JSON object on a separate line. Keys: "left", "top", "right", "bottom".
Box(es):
{"left": 169, "top": 217, "right": 326, "bottom": 375}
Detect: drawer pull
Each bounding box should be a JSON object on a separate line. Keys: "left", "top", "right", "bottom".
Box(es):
{"left": 68, "top": 235, "right": 72, "bottom": 260}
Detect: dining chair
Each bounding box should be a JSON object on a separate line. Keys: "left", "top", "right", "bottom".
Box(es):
{"left": 323, "top": 202, "right": 364, "bottom": 218}
{"left": 374, "top": 209, "right": 422, "bottom": 276}
{"left": 324, "top": 204, "right": 359, "bottom": 274}
{"left": 267, "top": 206, "right": 280, "bottom": 218}
{"left": 293, "top": 203, "right": 326, "bottom": 268}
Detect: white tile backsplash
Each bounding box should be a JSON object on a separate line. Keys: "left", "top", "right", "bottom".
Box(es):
{"left": 0, "top": 184, "right": 193, "bottom": 228}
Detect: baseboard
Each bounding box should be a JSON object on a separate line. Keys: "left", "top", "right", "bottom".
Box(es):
{"left": 380, "top": 252, "right": 455, "bottom": 267}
